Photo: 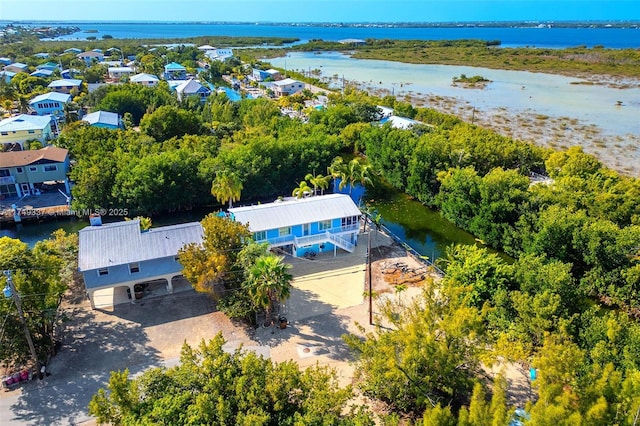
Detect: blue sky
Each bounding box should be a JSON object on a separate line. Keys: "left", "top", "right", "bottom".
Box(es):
{"left": 0, "top": 0, "right": 637, "bottom": 22}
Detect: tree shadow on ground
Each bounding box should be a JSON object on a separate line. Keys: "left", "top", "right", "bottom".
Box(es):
{"left": 8, "top": 304, "right": 161, "bottom": 425}
{"left": 253, "top": 287, "right": 357, "bottom": 363}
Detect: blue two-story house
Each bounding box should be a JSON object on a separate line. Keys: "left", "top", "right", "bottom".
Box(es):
{"left": 78, "top": 219, "right": 204, "bottom": 309}
{"left": 29, "top": 92, "right": 71, "bottom": 116}
{"left": 229, "top": 194, "right": 361, "bottom": 257}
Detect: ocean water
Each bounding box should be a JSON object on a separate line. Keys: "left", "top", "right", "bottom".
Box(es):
{"left": 36, "top": 22, "right": 640, "bottom": 48}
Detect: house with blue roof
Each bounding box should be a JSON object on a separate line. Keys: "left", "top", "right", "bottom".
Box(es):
{"left": 164, "top": 62, "right": 187, "bottom": 80}
{"left": 30, "top": 69, "right": 54, "bottom": 78}
{"left": 48, "top": 79, "right": 83, "bottom": 94}
{"left": 36, "top": 61, "right": 60, "bottom": 71}
{"left": 229, "top": 193, "right": 361, "bottom": 258}
{"left": 82, "top": 110, "right": 123, "bottom": 130}
{"left": 0, "top": 57, "right": 11, "bottom": 66}
{"left": 0, "top": 70, "right": 16, "bottom": 83}
{"left": 29, "top": 92, "right": 71, "bottom": 116}
{"left": 78, "top": 219, "right": 204, "bottom": 309}
{"left": 0, "top": 114, "right": 53, "bottom": 150}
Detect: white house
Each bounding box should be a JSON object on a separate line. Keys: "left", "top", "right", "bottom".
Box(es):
{"left": 205, "top": 48, "right": 233, "bottom": 61}
{"left": 380, "top": 115, "right": 429, "bottom": 130}
{"left": 0, "top": 114, "right": 53, "bottom": 150}
{"left": 78, "top": 219, "right": 204, "bottom": 309}
{"left": 108, "top": 66, "right": 135, "bottom": 80}
{"left": 271, "top": 78, "right": 305, "bottom": 97}
{"left": 130, "top": 73, "right": 160, "bottom": 87}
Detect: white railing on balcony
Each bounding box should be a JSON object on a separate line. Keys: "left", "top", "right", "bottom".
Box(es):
{"left": 268, "top": 234, "right": 295, "bottom": 247}
{"left": 0, "top": 175, "right": 15, "bottom": 185}
{"left": 328, "top": 233, "right": 355, "bottom": 252}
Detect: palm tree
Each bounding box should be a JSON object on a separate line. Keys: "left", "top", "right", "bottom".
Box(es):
{"left": 305, "top": 172, "right": 331, "bottom": 196}
{"left": 328, "top": 156, "right": 347, "bottom": 191}
{"left": 211, "top": 170, "right": 243, "bottom": 208}
{"left": 292, "top": 180, "right": 312, "bottom": 199}
{"left": 248, "top": 255, "right": 293, "bottom": 326}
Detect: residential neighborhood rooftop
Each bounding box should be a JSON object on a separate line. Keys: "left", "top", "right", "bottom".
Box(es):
{"left": 78, "top": 220, "right": 204, "bottom": 271}
{"left": 48, "top": 78, "right": 83, "bottom": 88}
{"left": 82, "top": 110, "right": 121, "bottom": 127}
{"left": 0, "top": 146, "right": 68, "bottom": 168}
{"left": 130, "top": 73, "right": 159, "bottom": 82}
{"left": 229, "top": 194, "right": 362, "bottom": 233}
{"left": 0, "top": 114, "right": 52, "bottom": 131}
{"left": 29, "top": 92, "right": 72, "bottom": 104}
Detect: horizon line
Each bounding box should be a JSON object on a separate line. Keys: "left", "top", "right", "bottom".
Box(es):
{"left": 2, "top": 19, "right": 640, "bottom": 24}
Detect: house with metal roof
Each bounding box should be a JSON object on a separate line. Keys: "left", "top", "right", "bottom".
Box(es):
{"left": 0, "top": 146, "right": 70, "bottom": 199}
{"left": 130, "top": 72, "right": 160, "bottom": 87}
{"left": 36, "top": 61, "right": 59, "bottom": 71}
{"left": 380, "top": 115, "right": 427, "bottom": 130}
{"left": 107, "top": 66, "right": 135, "bottom": 80}
{"left": 63, "top": 47, "right": 82, "bottom": 54}
{"left": 229, "top": 194, "right": 361, "bottom": 257}
{"left": 48, "top": 78, "right": 83, "bottom": 94}
{"left": 29, "top": 92, "right": 71, "bottom": 116}
{"left": 204, "top": 48, "right": 233, "bottom": 62}
{"left": 0, "top": 70, "right": 16, "bottom": 83}
{"left": 34, "top": 52, "right": 50, "bottom": 59}
{"left": 0, "top": 57, "right": 11, "bottom": 66}
{"left": 76, "top": 50, "right": 104, "bottom": 65}
{"left": 82, "top": 110, "right": 123, "bottom": 130}
{"left": 163, "top": 62, "right": 187, "bottom": 80}
{"left": 30, "top": 69, "right": 54, "bottom": 78}
{"left": 0, "top": 114, "right": 53, "bottom": 150}
{"left": 78, "top": 219, "right": 204, "bottom": 308}
{"left": 4, "top": 63, "right": 28, "bottom": 74}
{"left": 271, "top": 78, "right": 305, "bottom": 97}
{"left": 175, "top": 78, "right": 211, "bottom": 102}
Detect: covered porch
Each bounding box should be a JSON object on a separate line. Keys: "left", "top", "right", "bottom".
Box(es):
{"left": 88, "top": 274, "right": 192, "bottom": 309}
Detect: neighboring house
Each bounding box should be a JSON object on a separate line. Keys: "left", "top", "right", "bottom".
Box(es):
{"left": 377, "top": 106, "right": 394, "bottom": 118}
{"left": 82, "top": 110, "right": 123, "bottom": 129}
{"left": 30, "top": 69, "right": 54, "bottom": 78}
{"left": 34, "top": 52, "right": 50, "bottom": 59}
{"left": 36, "top": 61, "right": 59, "bottom": 71}
{"left": 164, "top": 62, "right": 187, "bottom": 80}
{"left": 0, "top": 114, "right": 53, "bottom": 150}
{"left": 0, "top": 70, "right": 16, "bottom": 83}
{"left": 78, "top": 219, "right": 204, "bottom": 309}
{"left": 63, "top": 47, "right": 82, "bottom": 54}
{"left": 271, "top": 78, "right": 305, "bottom": 97}
{"left": 60, "top": 68, "right": 80, "bottom": 79}
{"left": 4, "top": 63, "right": 28, "bottom": 74}
{"left": 175, "top": 79, "right": 210, "bottom": 102}
{"left": 0, "top": 57, "right": 12, "bottom": 66}
{"left": 197, "top": 44, "right": 216, "bottom": 51}
{"left": 251, "top": 69, "right": 270, "bottom": 82}
{"left": 265, "top": 69, "right": 282, "bottom": 80}
{"left": 101, "top": 60, "right": 123, "bottom": 68}
{"left": 48, "top": 78, "right": 83, "bottom": 94}
{"left": 0, "top": 146, "right": 70, "bottom": 199}
{"left": 107, "top": 66, "right": 135, "bottom": 80}
{"left": 130, "top": 73, "right": 160, "bottom": 87}
{"left": 76, "top": 51, "right": 104, "bottom": 65}
{"left": 380, "top": 115, "right": 425, "bottom": 129}
{"left": 229, "top": 193, "right": 361, "bottom": 258}
{"left": 29, "top": 92, "right": 71, "bottom": 116}
{"left": 205, "top": 48, "right": 233, "bottom": 61}
{"left": 338, "top": 38, "right": 367, "bottom": 46}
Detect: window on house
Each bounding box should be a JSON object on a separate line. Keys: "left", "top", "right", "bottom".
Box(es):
{"left": 278, "top": 227, "right": 291, "bottom": 236}
{"left": 1, "top": 132, "right": 7, "bottom": 136}
{"left": 254, "top": 230, "right": 266, "bottom": 241}
{"left": 0, "top": 169, "right": 9, "bottom": 177}
{"left": 341, "top": 216, "right": 358, "bottom": 227}
{"left": 98, "top": 268, "right": 109, "bottom": 276}
{"left": 29, "top": 166, "right": 38, "bottom": 172}
{"left": 319, "top": 220, "right": 332, "bottom": 231}
{"left": 28, "top": 130, "right": 35, "bottom": 134}
{"left": 43, "top": 165, "right": 57, "bottom": 172}
{"left": 16, "top": 167, "right": 23, "bottom": 173}
{"left": 129, "top": 262, "right": 140, "bottom": 273}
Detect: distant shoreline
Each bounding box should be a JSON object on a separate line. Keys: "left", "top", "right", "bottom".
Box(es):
{"left": 3, "top": 20, "right": 640, "bottom": 29}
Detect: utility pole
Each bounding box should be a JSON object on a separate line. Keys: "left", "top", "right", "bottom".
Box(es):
{"left": 368, "top": 232, "right": 373, "bottom": 325}
{"left": 3, "top": 270, "right": 39, "bottom": 370}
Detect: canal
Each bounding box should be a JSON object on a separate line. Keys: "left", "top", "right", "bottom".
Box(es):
{"left": 2, "top": 183, "right": 486, "bottom": 263}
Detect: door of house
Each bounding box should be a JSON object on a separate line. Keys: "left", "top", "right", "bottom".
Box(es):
{"left": 20, "top": 183, "right": 30, "bottom": 196}
{"left": 303, "top": 223, "right": 310, "bottom": 236}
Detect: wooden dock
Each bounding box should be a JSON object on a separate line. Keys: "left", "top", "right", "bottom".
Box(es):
{"left": 0, "top": 204, "right": 73, "bottom": 224}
